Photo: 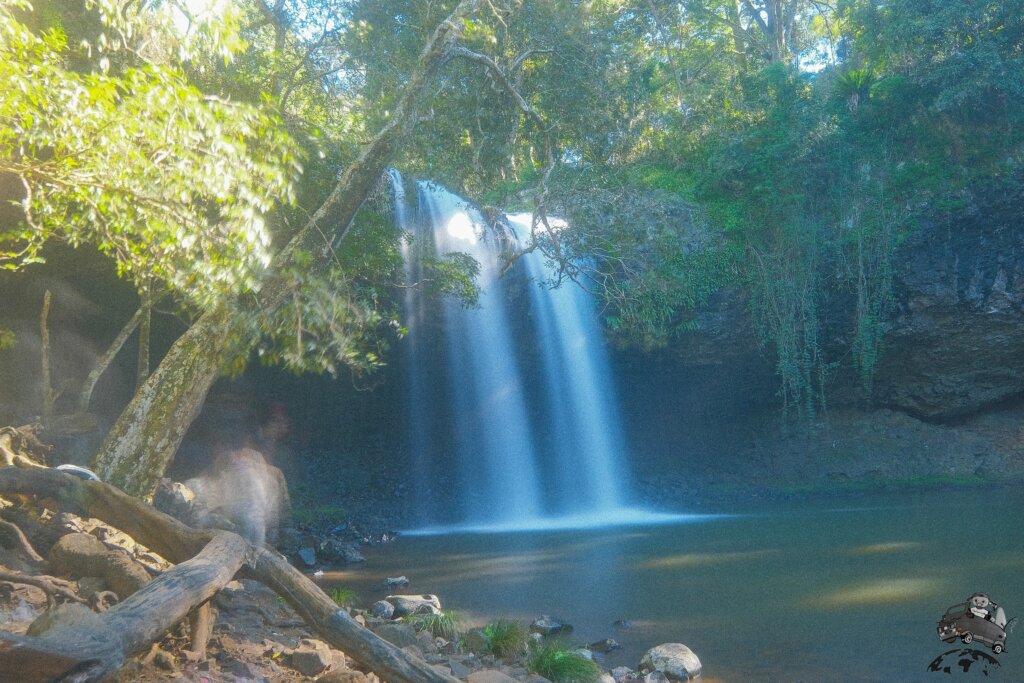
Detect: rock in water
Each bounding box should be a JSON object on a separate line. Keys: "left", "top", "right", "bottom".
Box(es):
{"left": 385, "top": 594, "right": 442, "bottom": 617}
{"left": 530, "top": 615, "right": 572, "bottom": 637}
{"left": 385, "top": 576, "right": 410, "bottom": 588}
{"left": 639, "top": 643, "right": 702, "bottom": 681}
{"left": 319, "top": 538, "right": 366, "bottom": 564}
{"left": 589, "top": 638, "right": 621, "bottom": 653}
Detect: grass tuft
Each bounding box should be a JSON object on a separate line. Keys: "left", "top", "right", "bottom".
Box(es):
{"left": 528, "top": 641, "right": 602, "bottom": 683}
{"left": 330, "top": 587, "right": 359, "bottom": 607}
{"left": 405, "top": 609, "right": 464, "bottom": 641}
{"left": 483, "top": 618, "right": 529, "bottom": 659}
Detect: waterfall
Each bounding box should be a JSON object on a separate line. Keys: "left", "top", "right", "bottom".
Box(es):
{"left": 394, "top": 172, "right": 680, "bottom": 533}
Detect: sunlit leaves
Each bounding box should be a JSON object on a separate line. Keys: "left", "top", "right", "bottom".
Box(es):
{"left": 0, "top": 0, "right": 301, "bottom": 309}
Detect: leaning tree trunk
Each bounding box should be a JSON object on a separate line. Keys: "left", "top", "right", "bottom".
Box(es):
{"left": 0, "top": 467, "right": 460, "bottom": 683}
{"left": 92, "top": 308, "right": 231, "bottom": 497}
{"left": 91, "top": 1, "right": 479, "bottom": 497}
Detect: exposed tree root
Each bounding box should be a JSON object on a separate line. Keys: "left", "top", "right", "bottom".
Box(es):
{"left": 0, "top": 568, "right": 87, "bottom": 608}
{"left": 0, "top": 427, "right": 49, "bottom": 469}
{"left": 0, "top": 467, "right": 459, "bottom": 683}
{"left": 0, "top": 519, "right": 45, "bottom": 563}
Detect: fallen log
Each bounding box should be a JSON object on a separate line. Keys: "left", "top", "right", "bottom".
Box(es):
{"left": 0, "top": 468, "right": 460, "bottom": 683}
{"left": 0, "top": 532, "right": 247, "bottom": 681}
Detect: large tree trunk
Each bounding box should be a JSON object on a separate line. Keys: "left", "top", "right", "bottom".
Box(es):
{"left": 0, "top": 467, "right": 461, "bottom": 683}
{"left": 91, "top": 0, "right": 480, "bottom": 497}
{"left": 92, "top": 308, "right": 230, "bottom": 497}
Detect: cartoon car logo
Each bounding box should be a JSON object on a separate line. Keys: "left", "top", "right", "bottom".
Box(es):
{"left": 937, "top": 594, "right": 1011, "bottom": 654}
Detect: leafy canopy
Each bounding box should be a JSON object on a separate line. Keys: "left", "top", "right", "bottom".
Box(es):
{"left": 0, "top": 0, "right": 301, "bottom": 309}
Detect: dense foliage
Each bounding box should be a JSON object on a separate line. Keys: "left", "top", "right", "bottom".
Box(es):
{"left": 3, "top": 0, "right": 1022, "bottom": 416}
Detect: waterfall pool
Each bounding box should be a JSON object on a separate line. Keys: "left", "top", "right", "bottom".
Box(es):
{"left": 325, "top": 488, "right": 1024, "bottom": 681}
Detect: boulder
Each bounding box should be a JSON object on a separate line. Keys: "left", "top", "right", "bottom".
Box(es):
{"left": 370, "top": 600, "right": 396, "bottom": 619}
{"left": 530, "top": 615, "right": 572, "bottom": 637}
{"left": 48, "top": 533, "right": 150, "bottom": 599}
{"left": 290, "top": 638, "right": 333, "bottom": 676}
{"left": 319, "top": 538, "right": 366, "bottom": 564}
{"left": 385, "top": 594, "right": 442, "bottom": 617}
{"left": 639, "top": 643, "right": 702, "bottom": 681}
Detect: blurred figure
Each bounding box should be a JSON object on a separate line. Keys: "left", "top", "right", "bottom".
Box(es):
{"left": 184, "top": 447, "right": 290, "bottom": 546}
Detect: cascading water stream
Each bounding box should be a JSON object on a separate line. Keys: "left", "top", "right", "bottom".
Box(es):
{"left": 392, "top": 171, "right": 685, "bottom": 533}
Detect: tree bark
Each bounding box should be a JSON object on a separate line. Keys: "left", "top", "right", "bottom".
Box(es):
{"left": 92, "top": 308, "right": 231, "bottom": 497}
{"left": 0, "top": 467, "right": 460, "bottom": 683}
{"left": 91, "top": 0, "right": 480, "bottom": 497}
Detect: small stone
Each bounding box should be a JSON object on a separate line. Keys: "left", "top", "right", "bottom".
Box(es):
{"left": 612, "top": 620, "right": 635, "bottom": 630}
{"left": 318, "top": 670, "right": 369, "bottom": 683}
{"left": 354, "top": 614, "right": 367, "bottom": 627}
{"left": 371, "top": 600, "right": 396, "bottom": 619}
{"left": 599, "top": 674, "right": 615, "bottom": 683}
{"left": 573, "top": 649, "right": 594, "bottom": 660}
{"left": 467, "top": 669, "right": 517, "bottom": 683}
{"left": 298, "top": 547, "right": 317, "bottom": 567}
{"left": 530, "top": 615, "right": 572, "bottom": 637}
{"left": 639, "top": 643, "right": 702, "bottom": 681}
{"left": 589, "top": 639, "right": 621, "bottom": 653}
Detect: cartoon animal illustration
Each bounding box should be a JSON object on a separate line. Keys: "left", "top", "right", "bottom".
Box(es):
{"left": 938, "top": 593, "right": 1015, "bottom": 654}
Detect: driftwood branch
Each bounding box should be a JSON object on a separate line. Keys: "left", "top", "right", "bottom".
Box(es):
{"left": 0, "top": 468, "right": 460, "bottom": 683}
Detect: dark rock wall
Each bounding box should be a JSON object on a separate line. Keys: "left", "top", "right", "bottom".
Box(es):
{"left": 874, "top": 186, "right": 1024, "bottom": 420}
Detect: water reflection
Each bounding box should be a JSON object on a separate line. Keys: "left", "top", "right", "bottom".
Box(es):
{"left": 330, "top": 490, "right": 1024, "bottom": 681}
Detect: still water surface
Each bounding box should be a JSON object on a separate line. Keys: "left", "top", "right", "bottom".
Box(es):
{"left": 334, "top": 489, "right": 1024, "bottom": 682}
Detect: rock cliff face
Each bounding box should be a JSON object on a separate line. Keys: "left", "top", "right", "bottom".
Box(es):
{"left": 873, "top": 188, "right": 1024, "bottom": 419}
{"left": 670, "top": 183, "right": 1024, "bottom": 422}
